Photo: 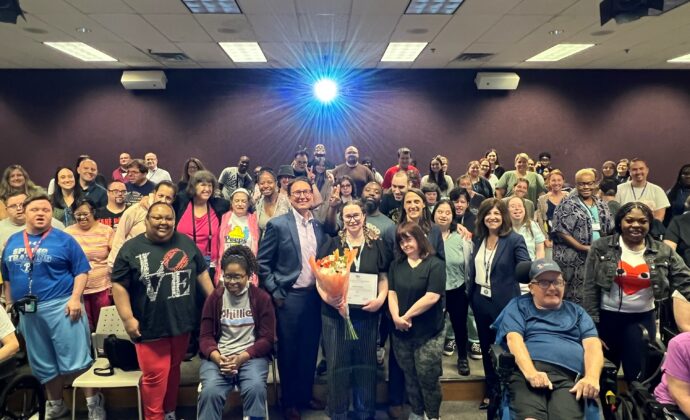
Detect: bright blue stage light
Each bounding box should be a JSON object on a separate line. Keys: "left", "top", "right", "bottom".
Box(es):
{"left": 313, "top": 78, "right": 338, "bottom": 103}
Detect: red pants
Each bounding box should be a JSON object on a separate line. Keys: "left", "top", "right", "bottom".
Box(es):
{"left": 134, "top": 333, "right": 190, "bottom": 420}
{"left": 83, "top": 289, "right": 112, "bottom": 331}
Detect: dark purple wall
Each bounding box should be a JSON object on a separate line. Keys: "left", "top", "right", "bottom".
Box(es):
{"left": 1, "top": 69, "right": 689, "bottom": 188}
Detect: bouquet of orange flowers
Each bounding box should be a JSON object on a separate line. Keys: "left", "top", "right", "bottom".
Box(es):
{"left": 309, "top": 248, "right": 359, "bottom": 340}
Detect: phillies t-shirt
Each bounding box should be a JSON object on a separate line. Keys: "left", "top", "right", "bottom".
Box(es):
{"left": 601, "top": 238, "right": 654, "bottom": 313}
{"left": 95, "top": 207, "right": 125, "bottom": 232}
{"left": 1, "top": 229, "right": 90, "bottom": 302}
{"left": 217, "top": 286, "right": 255, "bottom": 356}
{"left": 111, "top": 232, "right": 208, "bottom": 340}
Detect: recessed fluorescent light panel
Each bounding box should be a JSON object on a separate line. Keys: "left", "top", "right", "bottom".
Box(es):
{"left": 182, "top": 0, "right": 241, "bottom": 14}
{"left": 526, "top": 43, "right": 595, "bottom": 62}
{"left": 668, "top": 53, "right": 690, "bottom": 63}
{"left": 406, "top": 0, "right": 464, "bottom": 14}
{"left": 219, "top": 42, "right": 267, "bottom": 63}
{"left": 43, "top": 42, "right": 117, "bottom": 62}
{"left": 381, "top": 42, "right": 428, "bottom": 62}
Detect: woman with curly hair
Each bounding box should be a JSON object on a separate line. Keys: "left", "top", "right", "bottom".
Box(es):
{"left": 198, "top": 245, "right": 276, "bottom": 420}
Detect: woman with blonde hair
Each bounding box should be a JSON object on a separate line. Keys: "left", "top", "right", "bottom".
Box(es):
{"left": 0, "top": 164, "right": 44, "bottom": 219}
{"left": 495, "top": 153, "right": 546, "bottom": 206}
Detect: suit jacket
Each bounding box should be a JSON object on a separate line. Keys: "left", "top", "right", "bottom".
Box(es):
{"left": 257, "top": 210, "right": 329, "bottom": 299}
{"left": 467, "top": 231, "right": 531, "bottom": 316}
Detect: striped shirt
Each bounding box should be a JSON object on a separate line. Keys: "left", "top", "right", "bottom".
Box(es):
{"left": 65, "top": 222, "right": 113, "bottom": 294}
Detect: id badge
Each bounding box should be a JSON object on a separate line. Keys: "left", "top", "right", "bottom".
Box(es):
{"left": 591, "top": 222, "right": 601, "bottom": 231}
{"left": 24, "top": 294, "right": 38, "bottom": 313}
{"left": 480, "top": 286, "right": 492, "bottom": 298}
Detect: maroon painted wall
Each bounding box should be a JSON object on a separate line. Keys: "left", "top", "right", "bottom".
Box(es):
{"left": 1, "top": 69, "right": 689, "bottom": 188}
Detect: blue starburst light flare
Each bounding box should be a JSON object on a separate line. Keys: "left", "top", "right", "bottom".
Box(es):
{"left": 313, "top": 78, "right": 338, "bottom": 104}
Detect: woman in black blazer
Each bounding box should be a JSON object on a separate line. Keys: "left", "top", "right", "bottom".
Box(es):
{"left": 468, "top": 198, "right": 530, "bottom": 409}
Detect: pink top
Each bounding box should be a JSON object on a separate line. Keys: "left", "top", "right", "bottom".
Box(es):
{"left": 65, "top": 222, "right": 114, "bottom": 294}
{"left": 654, "top": 332, "right": 690, "bottom": 405}
{"left": 177, "top": 203, "right": 220, "bottom": 266}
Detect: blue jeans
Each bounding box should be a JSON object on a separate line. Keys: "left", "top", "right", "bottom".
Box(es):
{"left": 197, "top": 357, "right": 269, "bottom": 419}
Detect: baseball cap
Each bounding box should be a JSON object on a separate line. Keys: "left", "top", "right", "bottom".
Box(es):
{"left": 529, "top": 259, "right": 562, "bottom": 279}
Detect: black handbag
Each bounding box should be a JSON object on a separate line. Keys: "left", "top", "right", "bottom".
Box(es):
{"left": 93, "top": 334, "right": 140, "bottom": 376}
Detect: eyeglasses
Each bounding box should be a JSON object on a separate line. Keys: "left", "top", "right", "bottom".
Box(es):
{"left": 291, "top": 189, "right": 313, "bottom": 198}
{"left": 6, "top": 203, "right": 23, "bottom": 210}
{"left": 74, "top": 212, "right": 92, "bottom": 219}
{"left": 222, "top": 273, "right": 247, "bottom": 283}
{"left": 576, "top": 181, "right": 595, "bottom": 187}
{"left": 108, "top": 189, "right": 126, "bottom": 195}
{"left": 343, "top": 213, "right": 362, "bottom": 222}
{"left": 531, "top": 279, "right": 565, "bottom": 289}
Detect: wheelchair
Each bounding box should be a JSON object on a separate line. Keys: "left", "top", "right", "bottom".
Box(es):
{"left": 614, "top": 324, "right": 688, "bottom": 420}
{"left": 488, "top": 343, "right": 617, "bottom": 420}
{"left": 0, "top": 298, "right": 46, "bottom": 420}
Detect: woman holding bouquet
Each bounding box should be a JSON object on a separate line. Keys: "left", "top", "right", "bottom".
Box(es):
{"left": 318, "top": 199, "right": 389, "bottom": 420}
{"left": 388, "top": 221, "right": 446, "bottom": 420}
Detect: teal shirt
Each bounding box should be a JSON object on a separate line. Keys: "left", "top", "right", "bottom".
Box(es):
{"left": 443, "top": 232, "right": 466, "bottom": 290}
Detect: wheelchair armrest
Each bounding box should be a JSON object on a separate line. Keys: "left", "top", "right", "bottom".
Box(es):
{"left": 629, "top": 380, "right": 667, "bottom": 419}
{"left": 490, "top": 343, "right": 515, "bottom": 382}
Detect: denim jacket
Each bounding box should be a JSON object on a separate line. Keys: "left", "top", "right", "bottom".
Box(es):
{"left": 582, "top": 233, "right": 690, "bottom": 323}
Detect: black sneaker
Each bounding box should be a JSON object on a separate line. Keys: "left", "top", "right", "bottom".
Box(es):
{"left": 457, "top": 358, "right": 470, "bottom": 376}
{"left": 443, "top": 339, "right": 456, "bottom": 356}
{"left": 469, "top": 342, "right": 483, "bottom": 360}
{"left": 316, "top": 359, "right": 327, "bottom": 376}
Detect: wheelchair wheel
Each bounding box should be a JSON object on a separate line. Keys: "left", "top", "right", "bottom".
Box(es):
{"left": 0, "top": 373, "right": 45, "bottom": 420}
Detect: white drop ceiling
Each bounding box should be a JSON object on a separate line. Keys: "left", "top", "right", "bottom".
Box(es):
{"left": 1, "top": 0, "right": 689, "bottom": 69}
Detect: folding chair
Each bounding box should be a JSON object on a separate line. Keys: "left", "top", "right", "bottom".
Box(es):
{"left": 71, "top": 306, "right": 143, "bottom": 420}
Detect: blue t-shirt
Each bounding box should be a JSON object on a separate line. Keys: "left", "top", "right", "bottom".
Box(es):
{"left": 1, "top": 229, "right": 90, "bottom": 302}
{"left": 493, "top": 294, "right": 598, "bottom": 375}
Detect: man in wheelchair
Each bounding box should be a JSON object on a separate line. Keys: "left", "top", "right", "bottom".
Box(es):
{"left": 493, "top": 259, "right": 604, "bottom": 419}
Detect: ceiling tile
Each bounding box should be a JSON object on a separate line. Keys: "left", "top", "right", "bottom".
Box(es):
{"left": 476, "top": 14, "right": 551, "bottom": 44}
{"left": 176, "top": 42, "right": 228, "bottom": 62}
{"left": 509, "top": 0, "right": 578, "bottom": 16}
{"left": 390, "top": 15, "right": 452, "bottom": 42}
{"left": 351, "top": 0, "right": 407, "bottom": 15}
{"left": 144, "top": 14, "right": 212, "bottom": 42}
{"left": 91, "top": 14, "right": 173, "bottom": 50}
{"left": 195, "top": 14, "right": 257, "bottom": 42}
{"left": 236, "top": 0, "right": 297, "bottom": 14}
{"left": 297, "top": 13, "right": 349, "bottom": 42}
{"left": 123, "top": 0, "right": 189, "bottom": 14}
{"left": 34, "top": 12, "right": 124, "bottom": 43}
{"left": 20, "top": 0, "right": 77, "bottom": 14}
{"left": 295, "top": 0, "right": 352, "bottom": 15}
{"left": 65, "top": 0, "right": 134, "bottom": 14}
{"left": 346, "top": 14, "right": 399, "bottom": 41}
{"left": 458, "top": 0, "right": 522, "bottom": 15}
{"left": 245, "top": 14, "right": 301, "bottom": 42}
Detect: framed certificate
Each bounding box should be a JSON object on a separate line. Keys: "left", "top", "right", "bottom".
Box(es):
{"left": 348, "top": 272, "right": 378, "bottom": 306}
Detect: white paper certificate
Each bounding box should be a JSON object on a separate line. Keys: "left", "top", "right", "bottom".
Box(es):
{"left": 348, "top": 273, "right": 378, "bottom": 306}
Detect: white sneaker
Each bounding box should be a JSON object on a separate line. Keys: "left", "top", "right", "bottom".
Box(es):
{"left": 164, "top": 411, "right": 177, "bottom": 420}
{"left": 87, "top": 392, "right": 107, "bottom": 420}
{"left": 45, "top": 400, "right": 69, "bottom": 419}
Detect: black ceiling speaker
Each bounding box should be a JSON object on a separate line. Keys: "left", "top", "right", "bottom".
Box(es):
{"left": 600, "top": 0, "right": 690, "bottom": 25}
{"left": 0, "top": 0, "right": 24, "bottom": 24}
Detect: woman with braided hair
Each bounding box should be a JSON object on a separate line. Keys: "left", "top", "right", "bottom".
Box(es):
{"left": 197, "top": 245, "right": 276, "bottom": 420}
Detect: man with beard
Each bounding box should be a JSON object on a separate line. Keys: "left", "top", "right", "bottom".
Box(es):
{"left": 96, "top": 180, "right": 127, "bottom": 232}
{"left": 361, "top": 181, "right": 394, "bottom": 236}
{"left": 291, "top": 150, "right": 310, "bottom": 178}
{"left": 331, "top": 146, "right": 375, "bottom": 198}
{"left": 219, "top": 156, "right": 254, "bottom": 200}
{"left": 379, "top": 171, "right": 408, "bottom": 224}
{"left": 615, "top": 158, "right": 670, "bottom": 221}
{"left": 310, "top": 144, "right": 334, "bottom": 170}
{"left": 112, "top": 202, "right": 214, "bottom": 420}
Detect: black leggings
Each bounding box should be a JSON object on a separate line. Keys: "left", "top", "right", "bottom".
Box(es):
{"left": 598, "top": 309, "right": 656, "bottom": 382}
{"left": 446, "top": 285, "right": 469, "bottom": 359}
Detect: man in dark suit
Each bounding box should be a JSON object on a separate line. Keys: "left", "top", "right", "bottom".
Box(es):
{"left": 257, "top": 177, "right": 329, "bottom": 420}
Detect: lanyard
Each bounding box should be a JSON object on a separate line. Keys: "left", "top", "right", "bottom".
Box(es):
{"left": 345, "top": 240, "right": 363, "bottom": 272}
{"left": 483, "top": 238, "right": 496, "bottom": 280}
{"left": 191, "top": 203, "right": 212, "bottom": 255}
{"left": 631, "top": 183, "right": 648, "bottom": 201}
{"left": 23, "top": 228, "right": 52, "bottom": 295}
{"left": 577, "top": 198, "right": 599, "bottom": 223}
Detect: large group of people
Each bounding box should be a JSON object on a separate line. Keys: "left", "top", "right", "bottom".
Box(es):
{"left": 0, "top": 144, "right": 690, "bottom": 420}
